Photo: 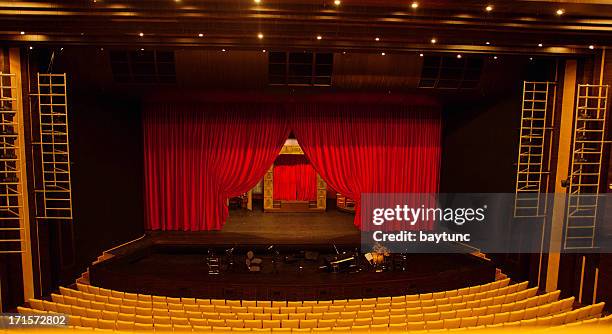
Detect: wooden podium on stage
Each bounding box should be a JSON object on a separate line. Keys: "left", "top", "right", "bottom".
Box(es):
{"left": 263, "top": 140, "right": 326, "bottom": 213}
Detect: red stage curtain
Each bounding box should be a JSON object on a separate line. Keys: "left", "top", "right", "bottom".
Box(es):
{"left": 143, "top": 104, "right": 289, "bottom": 231}
{"left": 273, "top": 155, "right": 317, "bottom": 201}
{"left": 292, "top": 104, "right": 441, "bottom": 229}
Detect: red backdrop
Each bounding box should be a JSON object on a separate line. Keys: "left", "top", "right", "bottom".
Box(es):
{"left": 143, "top": 95, "right": 441, "bottom": 231}
{"left": 273, "top": 154, "right": 317, "bottom": 201}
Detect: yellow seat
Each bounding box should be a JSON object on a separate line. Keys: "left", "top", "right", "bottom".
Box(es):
{"left": 86, "top": 309, "right": 102, "bottom": 319}
{"left": 174, "top": 324, "right": 193, "bottom": 331}
{"left": 388, "top": 322, "right": 406, "bottom": 331}
{"left": 254, "top": 329, "right": 272, "bottom": 334}
{"left": 115, "top": 320, "right": 133, "bottom": 331}
{"left": 237, "top": 313, "right": 255, "bottom": 320}
{"left": 340, "top": 311, "right": 356, "bottom": 319}
{"left": 155, "top": 316, "right": 172, "bottom": 325}
{"left": 335, "top": 319, "right": 353, "bottom": 327}
{"left": 249, "top": 307, "right": 264, "bottom": 314}
{"left": 271, "top": 314, "right": 288, "bottom": 321}
{"left": 353, "top": 318, "right": 370, "bottom": 326}
{"left": 477, "top": 314, "right": 495, "bottom": 326}
{"left": 460, "top": 316, "right": 478, "bottom": 327}
{"left": 254, "top": 313, "right": 271, "bottom": 321}
{"left": 262, "top": 320, "right": 281, "bottom": 328}
{"left": 227, "top": 300, "right": 242, "bottom": 307}
{"left": 288, "top": 313, "right": 305, "bottom": 320}
{"left": 190, "top": 318, "right": 208, "bottom": 326}
{"left": 208, "top": 319, "right": 227, "bottom": 327}
{"left": 257, "top": 301, "right": 273, "bottom": 308}
{"left": 272, "top": 301, "right": 286, "bottom": 308}
{"left": 226, "top": 319, "right": 245, "bottom": 328}
{"left": 242, "top": 300, "right": 257, "bottom": 307}
{"left": 134, "top": 322, "right": 153, "bottom": 331}
{"left": 444, "top": 318, "right": 461, "bottom": 329}
{"left": 281, "top": 319, "right": 299, "bottom": 328}
{"left": 317, "top": 319, "right": 335, "bottom": 327}
{"left": 328, "top": 305, "right": 344, "bottom": 313}
{"left": 101, "top": 310, "right": 118, "bottom": 321}
{"left": 406, "top": 321, "right": 425, "bottom": 330}
{"left": 426, "top": 320, "right": 444, "bottom": 330}
{"left": 97, "top": 319, "right": 115, "bottom": 330}
{"left": 299, "top": 319, "right": 317, "bottom": 328}
{"left": 80, "top": 317, "right": 98, "bottom": 328}
{"left": 220, "top": 313, "right": 238, "bottom": 320}
{"left": 536, "top": 316, "right": 552, "bottom": 326}
{"left": 280, "top": 307, "right": 296, "bottom": 314}
{"left": 173, "top": 317, "right": 190, "bottom": 325}
{"left": 493, "top": 312, "right": 510, "bottom": 324}
{"left": 371, "top": 316, "right": 388, "bottom": 325}
{"left": 311, "top": 306, "right": 327, "bottom": 313}
{"left": 287, "top": 302, "right": 302, "bottom": 308}
{"left": 169, "top": 309, "right": 186, "bottom": 318}
{"left": 184, "top": 304, "right": 199, "bottom": 312}
{"left": 155, "top": 323, "right": 173, "bottom": 331}
{"left": 305, "top": 313, "right": 322, "bottom": 320}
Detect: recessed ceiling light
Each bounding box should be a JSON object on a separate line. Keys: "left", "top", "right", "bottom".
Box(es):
{"left": 375, "top": 37, "right": 380, "bottom": 41}
{"left": 589, "top": 45, "right": 594, "bottom": 50}
{"left": 556, "top": 8, "right": 564, "bottom": 15}
{"left": 457, "top": 54, "right": 462, "bottom": 59}
{"left": 262, "top": 49, "right": 267, "bottom": 53}
{"left": 29, "top": 46, "right": 33, "bottom": 50}
{"left": 411, "top": 2, "right": 419, "bottom": 9}
{"left": 257, "top": 33, "right": 264, "bottom": 39}
{"left": 485, "top": 5, "right": 493, "bottom": 12}
{"left": 140, "top": 48, "right": 144, "bottom": 51}
{"left": 493, "top": 56, "right": 498, "bottom": 59}
{"left": 316, "top": 35, "right": 322, "bottom": 40}
{"left": 139, "top": 32, "right": 144, "bottom": 37}
{"left": 254, "top": 0, "right": 261, "bottom": 3}
{"left": 419, "top": 53, "right": 424, "bottom": 57}
{"left": 529, "top": 57, "right": 534, "bottom": 61}
{"left": 381, "top": 52, "right": 386, "bottom": 56}
{"left": 430, "top": 38, "right": 437, "bottom": 44}
{"left": 198, "top": 33, "right": 204, "bottom": 37}
{"left": 538, "top": 43, "right": 543, "bottom": 47}
{"left": 20, "top": 31, "right": 25, "bottom": 35}
{"left": 342, "top": 51, "right": 346, "bottom": 54}
{"left": 485, "top": 41, "right": 491, "bottom": 45}
{"left": 222, "top": 49, "right": 227, "bottom": 52}
{"left": 334, "top": 0, "right": 341, "bottom": 6}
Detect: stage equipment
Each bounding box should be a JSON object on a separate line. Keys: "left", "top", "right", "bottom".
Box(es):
{"left": 246, "top": 250, "right": 262, "bottom": 272}
{"left": 205, "top": 249, "right": 220, "bottom": 275}
{"left": 514, "top": 81, "right": 556, "bottom": 218}
{"left": 564, "top": 84, "right": 609, "bottom": 250}
{"left": 324, "top": 253, "right": 355, "bottom": 273}
{"left": 0, "top": 72, "right": 27, "bottom": 255}
{"left": 336, "top": 193, "right": 355, "bottom": 213}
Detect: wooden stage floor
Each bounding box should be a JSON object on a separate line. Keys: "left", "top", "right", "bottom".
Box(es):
{"left": 149, "top": 207, "right": 359, "bottom": 248}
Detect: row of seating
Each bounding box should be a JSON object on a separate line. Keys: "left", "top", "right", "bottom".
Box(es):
{"left": 54, "top": 283, "right": 533, "bottom": 316}
{"left": 39, "top": 289, "right": 558, "bottom": 322}
{"left": 24, "top": 295, "right": 583, "bottom": 329}
{"left": 71, "top": 279, "right": 511, "bottom": 306}
{"left": 17, "top": 302, "right": 608, "bottom": 331}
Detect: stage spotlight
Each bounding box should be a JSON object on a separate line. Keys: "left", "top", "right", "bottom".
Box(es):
{"left": 493, "top": 56, "right": 498, "bottom": 59}
{"left": 485, "top": 41, "right": 490, "bottom": 45}
{"left": 456, "top": 54, "right": 462, "bottom": 59}
{"left": 262, "top": 49, "right": 267, "bottom": 53}
{"left": 419, "top": 53, "right": 424, "bottom": 57}
{"left": 254, "top": 0, "right": 261, "bottom": 3}
{"left": 139, "top": 32, "right": 144, "bottom": 37}
{"left": 375, "top": 37, "right": 380, "bottom": 41}
{"left": 222, "top": 48, "right": 226, "bottom": 52}
{"left": 556, "top": 8, "right": 564, "bottom": 16}
{"left": 316, "top": 35, "right": 322, "bottom": 40}
{"left": 485, "top": 5, "right": 493, "bottom": 12}
{"left": 430, "top": 38, "right": 437, "bottom": 44}
{"left": 381, "top": 52, "right": 386, "bottom": 56}
{"left": 589, "top": 45, "right": 595, "bottom": 50}
{"left": 258, "top": 33, "right": 264, "bottom": 39}
{"left": 538, "top": 43, "right": 543, "bottom": 47}
{"left": 411, "top": 2, "right": 419, "bottom": 9}
{"left": 334, "top": 0, "right": 341, "bottom": 6}
{"left": 198, "top": 33, "right": 204, "bottom": 37}
{"left": 20, "top": 31, "right": 25, "bottom": 35}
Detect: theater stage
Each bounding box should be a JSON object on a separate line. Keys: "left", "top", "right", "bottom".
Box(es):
{"left": 89, "top": 206, "right": 496, "bottom": 300}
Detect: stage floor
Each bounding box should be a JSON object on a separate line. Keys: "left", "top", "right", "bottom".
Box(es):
{"left": 142, "top": 207, "right": 360, "bottom": 250}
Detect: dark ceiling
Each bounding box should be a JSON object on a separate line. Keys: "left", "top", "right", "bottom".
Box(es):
{"left": 1, "top": 0, "right": 611, "bottom": 55}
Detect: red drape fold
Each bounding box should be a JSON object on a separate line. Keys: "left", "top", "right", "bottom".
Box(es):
{"left": 291, "top": 104, "right": 441, "bottom": 229}
{"left": 143, "top": 104, "right": 289, "bottom": 231}
{"left": 273, "top": 155, "right": 317, "bottom": 201}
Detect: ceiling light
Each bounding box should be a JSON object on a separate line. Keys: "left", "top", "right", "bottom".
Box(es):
{"left": 485, "top": 5, "right": 493, "bottom": 12}
{"left": 342, "top": 51, "right": 346, "bottom": 54}
{"left": 257, "top": 33, "right": 264, "bottom": 39}
{"left": 381, "top": 52, "right": 386, "bottom": 56}
{"left": 538, "top": 43, "right": 543, "bottom": 47}
{"left": 556, "top": 8, "right": 564, "bottom": 15}
{"left": 419, "top": 53, "right": 424, "bottom": 57}
{"left": 20, "top": 31, "right": 25, "bottom": 35}
{"left": 254, "top": 0, "right": 261, "bottom": 3}
{"left": 430, "top": 38, "right": 437, "bottom": 44}
{"left": 334, "top": 0, "right": 341, "bottom": 6}
{"left": 316, "top": 35, "right": 322, "bottom": 40}
{"left": 485, "top": 41, "right": 490, "bottom": 45}
{"left": 198, "top": 33, "right": 204, "bottom": 37}
{"left": 493, "top": 56, "right": 498, "bottom": 59}
{"left": 29, "top": 46, "right": 33, "bottom": 50}
{"left": 411, "top": 2, "right": 419, "bottom": 9}
{"left": 262, "top": 49, "right": 267, "bottom": 53}
{"left": 375, "top": 37, "right": 380, "bottom": 41}
{"left": 457, "top": 54, "right": 462, "bottom": 59}
{"left": 529, "top": 57, "right": 534, "bottom": 61}
{"left": 139, "top": 32, "right": 144, "bottom": 37}
{"left": 140, "top": 48, "right": 144, "bottom": 51}
{"left": 222, "top": 49, "right": 226, "bottom": 52}
{"left": 589, "top": 45, "right": 594, "bottom": 50}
